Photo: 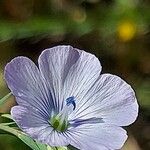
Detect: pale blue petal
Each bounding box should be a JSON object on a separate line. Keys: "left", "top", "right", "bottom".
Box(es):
{"left": 11, "top": 106, "right": 69, "bottom": 146}
{"left": 66, "top": 123, "right": 127, "bottom": 150}
{"left": 38, "top": 45, "right": 102, "bottom": 112}
{"left": 26, "top": 126, "right": 69, "bottom": 146}
{"left": 5, "top": 57, "right": 54, "bottom": 117}
{"left": 70, "top": 74, "right": 138, "bottom": 126}
{"left": 11, "top": 106, "right": 48, "bottom": 128}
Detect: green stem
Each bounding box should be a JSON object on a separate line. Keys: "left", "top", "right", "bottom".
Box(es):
{"left": 0, "top": 124, "right": 21, "bottom": 136}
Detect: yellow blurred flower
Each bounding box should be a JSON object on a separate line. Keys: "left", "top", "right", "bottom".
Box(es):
{"left": 117, "top": 21, "right": 137, "bottom": 42}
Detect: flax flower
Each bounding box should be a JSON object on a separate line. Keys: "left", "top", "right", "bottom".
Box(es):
{"left": 5, "top": 45, "right": 138, "bottom": 150}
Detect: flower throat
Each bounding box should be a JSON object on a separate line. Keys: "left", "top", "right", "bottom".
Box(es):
{"left": 49, "top": 96, "right": 76, "bottom": 132}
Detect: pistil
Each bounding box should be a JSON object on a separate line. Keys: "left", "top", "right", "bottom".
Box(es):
{"left": 49, "top": 96, "right": 76, "bottom": 132}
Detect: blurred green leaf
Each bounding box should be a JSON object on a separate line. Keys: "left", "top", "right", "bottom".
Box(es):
{"left": 0, "top": 124, "right": 46, "bottom": 150}
{"left": 35, "top": 140, "right": 47, "bottom": 150}
{"left": 0, "top": 16, "right": 94, "bottom": 41}
{"left": 136, "top": 81, "right": 150, "bottom": 108}
{"left": 1, "top": 114, "right": 13, "bottom": 120}
{"left": 18, "top": 134, "right": 44, "bottom": 150}
{"left": 0, "top": 122, "right": 15, "bottom": 126}
{"left": 0, "top": 124, "right": 21, "bottom": 136}
{"left": 0, "top": 92, "right": 12, "bottom": 106}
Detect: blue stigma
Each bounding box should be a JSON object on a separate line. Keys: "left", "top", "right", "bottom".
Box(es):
{"left": 66, "top": 96, "right": 76, "bottom": 110}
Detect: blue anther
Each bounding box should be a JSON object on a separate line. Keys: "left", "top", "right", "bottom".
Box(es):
{"left": 66, "top": 96, "right": 76, "bottom": 110}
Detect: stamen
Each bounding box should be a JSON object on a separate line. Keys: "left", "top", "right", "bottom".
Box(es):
{"left": 66, "top": 96, "right": 76, "bottom": 110}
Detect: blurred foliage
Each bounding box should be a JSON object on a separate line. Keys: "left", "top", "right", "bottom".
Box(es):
{"left": 0, "top": 0, "right": 149, "bottom": 41}
{"left": 0, "top": 0, "right": 150, "bottom": 150}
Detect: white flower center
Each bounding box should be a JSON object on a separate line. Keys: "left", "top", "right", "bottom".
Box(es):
{"left": 49, "top": 96, "right": 76, "bottom": 132}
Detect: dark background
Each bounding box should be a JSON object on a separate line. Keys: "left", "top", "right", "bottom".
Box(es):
{"left": 0, "top": 0, "right": 150, "bottom": 149}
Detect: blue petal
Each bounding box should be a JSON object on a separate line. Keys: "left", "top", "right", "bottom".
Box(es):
{"left": 5, "top": 57, "right": 54, "bottom": 117}
{"left": 38, "top": 46, "right": 80, "bottom": 112}
{"left": 66, "top": 123, "right": 127, "bottom": 150}
{"left": 11, "top": 106, "right": 48, "bottom": 128}
{"left": 69, "top": 74, "right": 138, "bottom": 126}
{"left": 38, "top": 45, "right": 102, "bottom": 112}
